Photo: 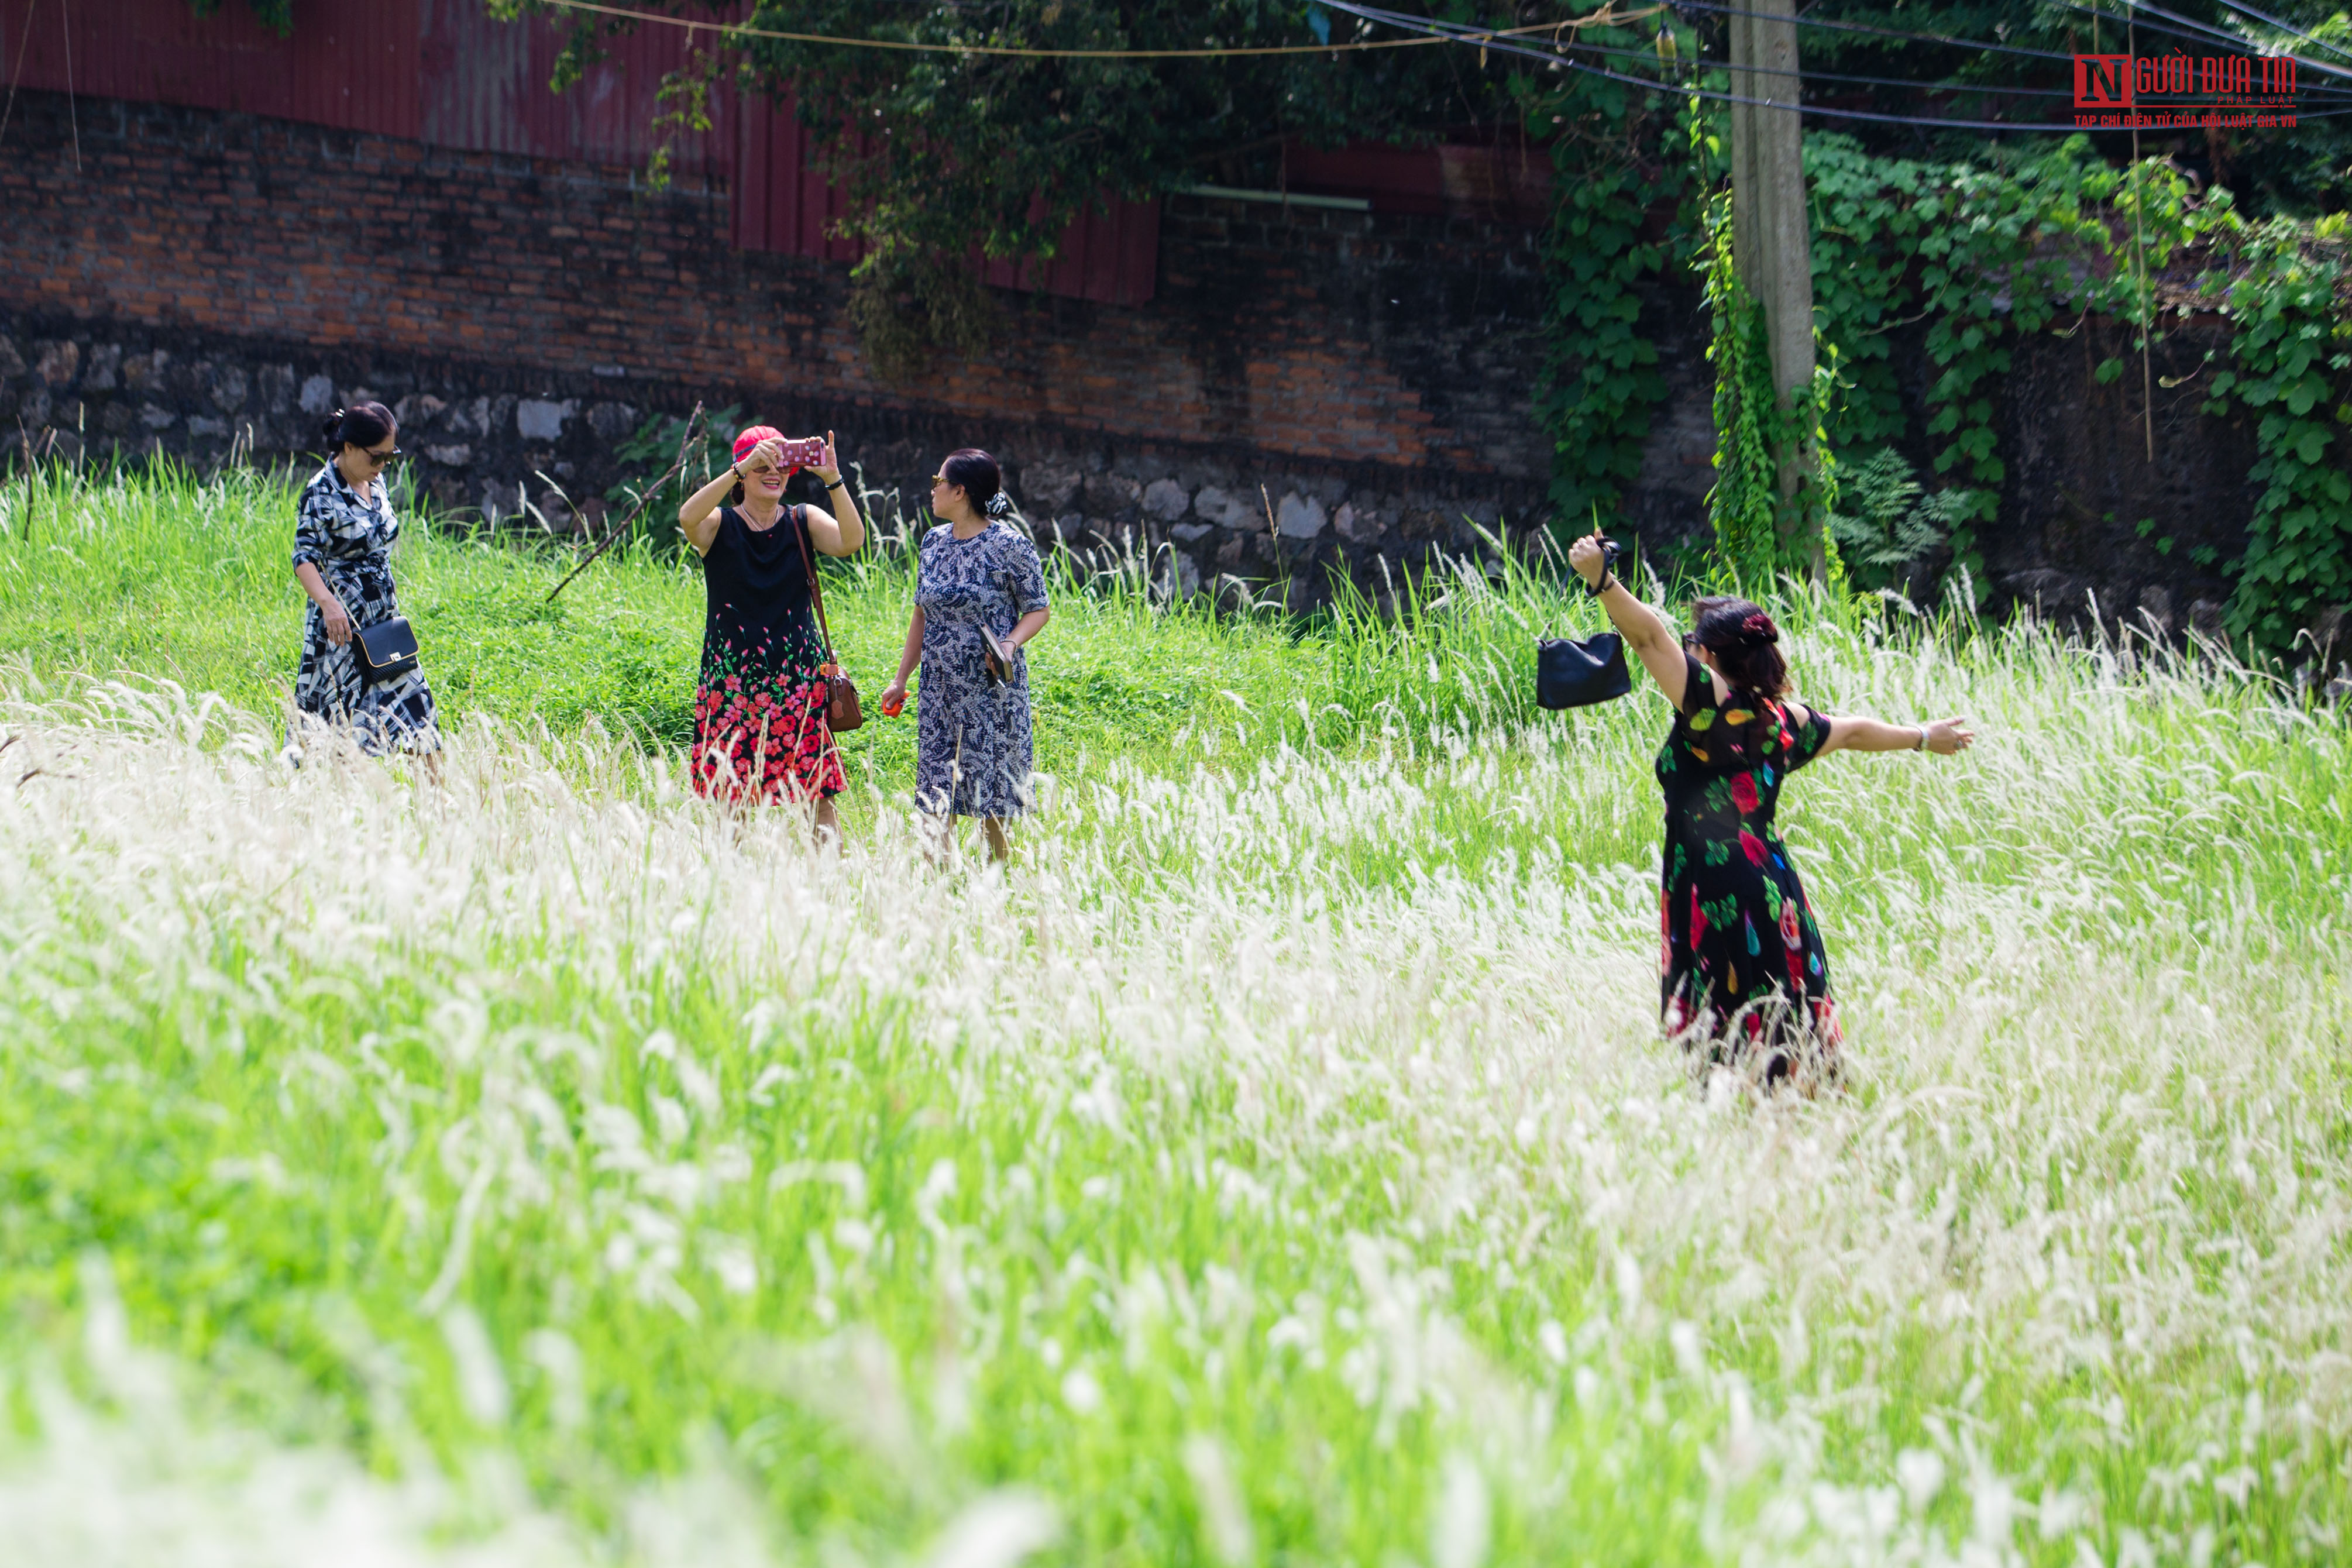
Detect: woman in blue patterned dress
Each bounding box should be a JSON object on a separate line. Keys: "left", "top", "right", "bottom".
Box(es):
{"left": 288, "top": 401, "right": 440, "bottom": 762}
{"left": 1568, "top": 529, "right": 1973, "bottom": 1089}
{"left": 876, "top": 449, "right": 1051, "bottom": 862}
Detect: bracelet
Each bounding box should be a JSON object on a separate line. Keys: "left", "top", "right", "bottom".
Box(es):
{"left": 825, "top": 479, "right": 847, "bottom": 491}
{"left": 1584, "top": 571, "right": 1614, "bottom": 599}
{"left": 1914, "top": 725, "right": 1927, "bottom": 751}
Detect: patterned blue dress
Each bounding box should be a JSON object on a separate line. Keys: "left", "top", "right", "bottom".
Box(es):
{"left": 288, "top": 462, "right": 439, "bottom": 755}
{"left": 913, "top": 521, "right": 1050, "bottom": 817}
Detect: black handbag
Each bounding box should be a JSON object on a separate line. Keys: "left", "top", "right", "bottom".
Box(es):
{"left": 353, "top": 616, "right": 420, "bottom": 687}
{"left": 1535, "top": 539, "right": 1632, "bottom": 710}
{"left": 1537, "top": 631, "right": 1632, "bottom": 709}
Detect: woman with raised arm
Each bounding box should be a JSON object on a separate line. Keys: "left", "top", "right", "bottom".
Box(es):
{"left": 677, "top": 425, "right": 866, "bottom": 841}
{"left": 875, "top": 449, "right": 1050, "bottom": 864}
{"left": 290, "top": 401, "right": 441, "bottom": 764}
{"left": 1569, "top": 531, "right": 1973, "bottom": 1089}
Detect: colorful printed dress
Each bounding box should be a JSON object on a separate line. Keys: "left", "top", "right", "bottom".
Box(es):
{"left": 690, "top": 504, "right": 846, "bottom": 804}
{"left": 289, "top": 461, "right": 439, "bottom": 755}
{"left": 1656, "top": 651, "right": 1842, "bottom": 1074}
{"left": 913, "top": 521, "right": 1050, "bottom": 818}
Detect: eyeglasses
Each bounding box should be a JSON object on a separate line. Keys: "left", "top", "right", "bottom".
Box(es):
{"left": 929, "top": 474, "right": 948, "bottom": 487}
{"left": 362, "top": 445, "right": 403, "bottom": 467}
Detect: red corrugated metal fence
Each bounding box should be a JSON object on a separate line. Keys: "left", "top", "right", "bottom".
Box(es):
{"left": 0, "top": 0, "right": 419, "bottom": 138}
{"left": 0, "top": 0, "right": 1159, "bottom": 305}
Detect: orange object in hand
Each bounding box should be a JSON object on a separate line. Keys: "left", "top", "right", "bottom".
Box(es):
{"left": 881, "top": 690, "right": 906, "bottom": 718}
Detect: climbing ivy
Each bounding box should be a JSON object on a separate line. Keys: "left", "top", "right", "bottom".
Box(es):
{"left": 1521, "top": 20, "right": 1698, "bottom": 526}
{"left": 1804, "top": 135, "right": 2131, "bottom": 589}
{"left": 1803, "top": 132, "right": 2348, "bottom": 649}
{"left": 2207, "top": 215, "right": 2352, "bottom": 651}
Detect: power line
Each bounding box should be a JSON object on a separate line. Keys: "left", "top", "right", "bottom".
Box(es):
{"left": 1522, "top": 21, "right": 2091, "bottom": 98}
{"left": 1687, "top": 0, "right": 2352, "bottom": 96}
{"left": 2210, "top": 0, "right": 2352, "bottom": 66}
{"left": 2070, "top": 0, "right": 2249, "bottom": 57}
{"left": 1319, "top": 0, "right": 2104, "bottom": 129}
{"left": 540, "top": 0, "right": 1664, "bottom": 59}
{"left": 2069, "top": 1, "right": 2352, "bottom": 83}
{"left": 2037, "top": 3, "right": 2352, "bottom": 98}
{"left": 1332, "top": 0, "right": 2352, "bottom": 120}
{"left": 1668, "top": 1, "right": 2079, "bottom": 64}
{"left": 544, "top": 0, "right": 2352, "bottom": 120}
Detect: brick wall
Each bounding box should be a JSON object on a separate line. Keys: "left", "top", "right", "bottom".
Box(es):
{"left": 0, "top": 90, "right": 1559, "bottom": 605}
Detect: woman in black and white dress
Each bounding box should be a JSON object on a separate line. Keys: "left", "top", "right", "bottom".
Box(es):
{"left": 288, "top": 401, "right": 439, "bottom": 759}
{"left": 876, "top": 449, "right": 1050, "bottom": 862}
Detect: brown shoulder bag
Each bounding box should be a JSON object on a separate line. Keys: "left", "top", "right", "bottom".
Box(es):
{"left": 793, "top": 503, "right": 864, "bottom": 733}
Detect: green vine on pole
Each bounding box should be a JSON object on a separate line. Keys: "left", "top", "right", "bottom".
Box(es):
{"left": 1697, "top": 146, "right": 1835, "bottom": 587}
{"left": 1700, "top": 183, "right": 1784, "bottom": 582}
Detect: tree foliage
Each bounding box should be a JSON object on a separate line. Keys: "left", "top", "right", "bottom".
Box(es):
{"left": 187, "top": 0, "right": 293, "bottom": 32}
{"left": 529, "top": 0, "right": 1550, "bottom": 376}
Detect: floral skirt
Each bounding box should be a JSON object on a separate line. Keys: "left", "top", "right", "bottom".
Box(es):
{"left": 1660, "top": 862, "right": 1844, "bottom": 1091}
{"left": 690, "top": 648, "right": 845, "bottom": 806}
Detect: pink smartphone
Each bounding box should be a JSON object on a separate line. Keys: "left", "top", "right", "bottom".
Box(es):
{"left": 774, "top": 435, "right": 827, "bottom": 469}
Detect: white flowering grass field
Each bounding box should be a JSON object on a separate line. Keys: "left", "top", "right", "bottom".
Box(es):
{"left": 1, "top": 466, "right": 2348, "bottom": 1567}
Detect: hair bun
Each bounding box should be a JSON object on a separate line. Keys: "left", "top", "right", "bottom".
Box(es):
{"left": 1741, "top": 611, "right": 1779, "bottom": 645}
{"left": 984, "top": 491, "right": 1015, "bottom": 519}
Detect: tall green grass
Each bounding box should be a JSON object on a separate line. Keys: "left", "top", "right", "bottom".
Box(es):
{"left": 1, "top": 462, "right": 2348, "bottom": 1567}
{"left": 0, "top": 460, "right": 1394, "bottom": 793}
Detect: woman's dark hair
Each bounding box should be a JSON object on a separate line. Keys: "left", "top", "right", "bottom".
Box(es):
{"left": 941, "top": 448, "right": 1014, "bottom": 519}
{"left": 321, "top": 400, "right": 396, "bottom": 453}
{"left": 1690, "top": 596, "right": 1789, "bottom": 699}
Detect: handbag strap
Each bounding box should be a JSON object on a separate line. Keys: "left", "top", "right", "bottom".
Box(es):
{"left": 790, "top": 504, "right": 840, "bottom": 669}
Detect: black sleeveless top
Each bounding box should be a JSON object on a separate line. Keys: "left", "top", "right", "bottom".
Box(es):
{"left": 700, "top": 505, "right": 821, "bottom": 683}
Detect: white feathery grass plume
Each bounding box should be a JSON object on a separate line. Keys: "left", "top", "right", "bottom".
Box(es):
{"left": 1429, "top": 1453, "right": 1490, "bottom": 1568}
{"left": 919, "top": 1493, "right": 1062, "bottom": 1568}
{"left": 1181, "top": 1434, "right": 1254, "bottom": 1567}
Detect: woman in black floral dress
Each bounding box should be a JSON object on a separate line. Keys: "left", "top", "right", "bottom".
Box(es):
{"left": 678, "top": 425, "right": 866, "bottom": 840}
{"left": 289, "top": 401, "right": 439, "bottom": 761}
{"left": 1569, "top": 532, "right": 1975, "bottom": 1087}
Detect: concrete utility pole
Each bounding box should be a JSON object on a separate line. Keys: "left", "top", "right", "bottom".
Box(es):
{"left": 1727, "top": 0, "right": 1821, "bottom": 577}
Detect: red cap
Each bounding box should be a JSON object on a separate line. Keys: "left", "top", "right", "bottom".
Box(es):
{"left": 732, "top": 424, "right": 788, "bottom": 466}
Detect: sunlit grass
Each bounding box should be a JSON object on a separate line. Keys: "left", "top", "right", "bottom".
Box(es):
{"left": 1, "top": 463, "right": 2347, "bottom": 1566}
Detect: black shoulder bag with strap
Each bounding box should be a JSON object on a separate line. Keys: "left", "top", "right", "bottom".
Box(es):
{"left": 1535, "top": 539, "right": 1632, "bottom": 710}
{"left": 353, "top": 617, "right": 420, "bottom": 687}
{"left": 792, "top": 504, "right": 865, "bottom": 733}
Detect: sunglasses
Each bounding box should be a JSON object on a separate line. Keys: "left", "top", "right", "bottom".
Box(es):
{"left": 360, "top": 445, "right": 403, "bottom": 467}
